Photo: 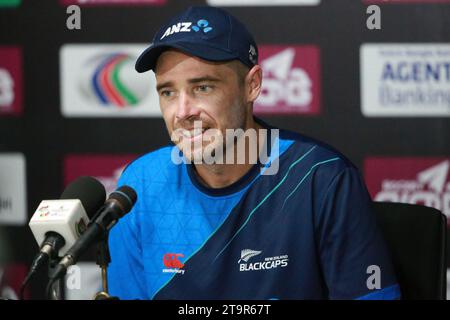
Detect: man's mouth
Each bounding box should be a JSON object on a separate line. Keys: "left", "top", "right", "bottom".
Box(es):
{"left": 180, "top": 127, "right": 211, "bottom": 141}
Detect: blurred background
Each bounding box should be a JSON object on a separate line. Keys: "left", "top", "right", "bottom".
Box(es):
{"left": 0, "top": 0, "right": 449, "bottom": 299}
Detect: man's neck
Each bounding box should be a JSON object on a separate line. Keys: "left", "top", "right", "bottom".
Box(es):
{"left": 193, "top": 120, "right": 265, "bottom": 189}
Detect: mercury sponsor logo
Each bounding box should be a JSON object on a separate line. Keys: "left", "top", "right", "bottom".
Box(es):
{"left": 365, "top": 158, "right": 450, "bottom": 222}
{"left": 374, "top": 161, "right": 450, "bottom": 218}
{"left": 259, "top": 48, "right": 312, "bottom": 109}
{"left": 254, "top": 45, "right": 321, "bottom": 115}
{"left": 238, "top": 249, "right": 289, "bottom": 272}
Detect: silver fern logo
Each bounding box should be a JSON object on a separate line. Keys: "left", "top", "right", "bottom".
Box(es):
{"left": 238, "top": 249, "right": 262, "bottom": 263}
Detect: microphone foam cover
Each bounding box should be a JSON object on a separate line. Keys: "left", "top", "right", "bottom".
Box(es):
{"left": 61, "top": 176, "right": 106, "bottom": 218}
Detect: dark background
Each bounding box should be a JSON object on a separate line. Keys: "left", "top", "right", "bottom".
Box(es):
{"left": 0, "top": 0, "right": 449, "bottom": 299}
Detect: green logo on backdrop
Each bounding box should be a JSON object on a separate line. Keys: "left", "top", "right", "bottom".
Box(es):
{"left": 0, "top": 0, "right": 21, "bottom": 7}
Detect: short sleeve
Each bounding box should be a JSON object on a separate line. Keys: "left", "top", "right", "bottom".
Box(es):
{"left": 315, "top": 166, "right": 400, "bottom": 300}
{"left": 108, "top": 168, "right": 148, "bottom": 299}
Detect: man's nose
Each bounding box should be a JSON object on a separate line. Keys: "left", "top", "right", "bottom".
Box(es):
{"left": 176, "top": 91, "right": 200, "bottom": 120}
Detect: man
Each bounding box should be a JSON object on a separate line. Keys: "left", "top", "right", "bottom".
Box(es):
{"left": 108, "top": 6, "right": 400, "bottom": 300}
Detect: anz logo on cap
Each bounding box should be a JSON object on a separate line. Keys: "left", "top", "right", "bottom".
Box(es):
{"left": 192, "top": 20, "right": 212, "bottom": 33}
{"left": 160, "top": 19, "right": 213, "bottom": 40}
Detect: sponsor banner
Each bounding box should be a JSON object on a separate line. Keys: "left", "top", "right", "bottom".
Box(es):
{"left": 60, "top": 0, "right": 166, "bottom": 6}
{"left": 0, "top": 153, "right": 27, "bottom": 226}
{"left": 0, "top": 47, "right": 23, "bottom": 116}
{"left": 64, "top": 154, "right": 137, "bottom": 195}
{"left": 0, "top": 264, "right": 28, "bottom": 300}
{"left": 0, "top": 0, "right": 20, "bottom": 7}
{"left": 64, "top": 262, "right": 102, "bottom": 300}
{"left": 364, "top": 157, "right": 450, "bottom": 223}
{"left": 207, "top": 0, "right": 320, "bottom": 6}
{"left": 254, "top": 45, "right": 321, "bottom": 115}
{"left": 360, "top": 44, "right": 450, "bottom": 117}
{"left": 60, "top": 44, "right": 160, "bottom": 117}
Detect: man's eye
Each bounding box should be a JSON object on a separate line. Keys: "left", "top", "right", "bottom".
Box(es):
{"left": 160, "top": 90, "right": 173, "bottom": 97}
{"left": 195, "top": 85, "right": 213, "bottom": 93}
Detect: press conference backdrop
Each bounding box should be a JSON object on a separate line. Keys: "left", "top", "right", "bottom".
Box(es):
{"left": 0, "top": 0, "right": 449, "bottom": 300}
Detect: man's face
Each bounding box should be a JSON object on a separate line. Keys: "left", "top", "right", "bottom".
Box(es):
{"left": 155, "top": 49, "right": 250, "bottom": 163}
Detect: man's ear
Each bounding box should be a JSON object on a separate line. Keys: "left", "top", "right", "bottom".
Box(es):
{"left": 245, "top": 65, "right": 263, "bottom": 103}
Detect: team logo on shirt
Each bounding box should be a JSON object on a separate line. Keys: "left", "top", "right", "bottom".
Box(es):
{"left": 238, "top": 249, "right": 289, "bottom": 272}
{"left": 238, "top": 249, "right": 262, "bottom": 263}
{"left": 162, "top": 253, "right": 186, "bottom": 275}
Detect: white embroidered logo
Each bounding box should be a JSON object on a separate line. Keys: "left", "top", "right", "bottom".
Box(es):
{"left": 238, "top": 249, "right": 262, "bottom": 263}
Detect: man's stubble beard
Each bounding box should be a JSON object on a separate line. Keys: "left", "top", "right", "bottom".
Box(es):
{"left": 179, "top": 97, "right": 249, "bottom": 165}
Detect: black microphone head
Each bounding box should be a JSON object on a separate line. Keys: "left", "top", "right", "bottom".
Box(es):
{"left": 61, "top": 176, "right": 106, "bottom": 219}
{"left": 109, "top": 185, "right": 137, "bottom": 216}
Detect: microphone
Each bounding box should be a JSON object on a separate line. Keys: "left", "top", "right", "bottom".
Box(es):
{"left": 49, "top": 185, "right": 137, "bottom": 281}
{"left": 22, "top": 176, "right": 106, "bottom": 297}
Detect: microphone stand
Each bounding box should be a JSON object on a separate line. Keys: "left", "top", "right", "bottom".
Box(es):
{"left": 93, "top": 232, "right": 118, "bottom": 300}
{"left": 47, "top": 256, "right": 64, "bottom": 300}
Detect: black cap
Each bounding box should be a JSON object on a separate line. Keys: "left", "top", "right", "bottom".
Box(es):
{"left": 135, "top": 6, "right": 258, "bottom": 73}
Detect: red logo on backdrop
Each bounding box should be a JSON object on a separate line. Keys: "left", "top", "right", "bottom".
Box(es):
{"left": 364, "top": 158, "right": 450, "bottom": 224}
{"left": 163, "top": 253, "right": 185, "bottom": 269}
{"left": 64, "top": 155, "right": 138, "bottom": 195}
{"left": 60, "top": 0, "right": 166, "bottom": 6}
{"left": 254, "top": 45, "right": 321, "bottom": 115}
{"left": 0, "top": 264, "right": 29, "bottom": 299}
{"left": 0, "top": 47, "right": 23, "bottom": 116}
